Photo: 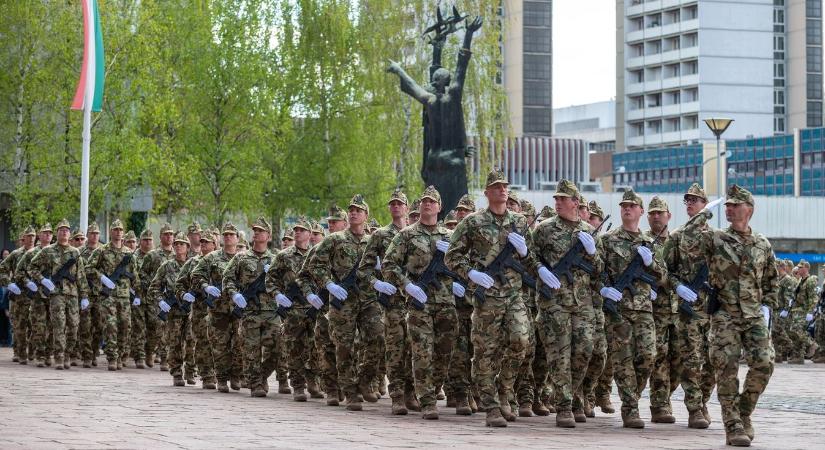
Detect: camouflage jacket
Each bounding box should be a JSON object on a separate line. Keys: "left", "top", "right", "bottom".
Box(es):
{"left": 644, "top": 228, "right": 678, "bottom": 315}
{"left": 530, "top": 215, "right": 602, "bottom": 309}
{"left": 28, "top": 243, "right": 90, "bottom": 299}
{"left": 79, "top": 244, "right": 100, "bottom": 296}
{"left": 792, "top": 275, "right": 818, "bottom": 314}
{"left": 266, "top": 245, "right": 309, "bottom": 308}
{"left": 304, "top": 229, "right": 373, "bottom": 302}
{"left": 662, "top": 213, "right": 712, "bottom": 309}
{"left": 776, "top": 274, "right": 797, "bottom": 311}
{"left": 701, "top": 226, "right": 779, "bottom": 318}
{"left": 175, "top": 255, "right": 203, "bottom": 311}
{"left": 599, "top": 227, "right": 667, "bottom": 312}
{"left": 382, "top": 222, "right": 454, "bottom": 306}
{"left": 87, "top": 243, "right": 140, "bottom": 298}
{"left": 445, "top": 208, "right": 537, "bottom": 298}
{"left": 15, "top": 246, "right": 49, "bottom": 300}
{"left": 0, "top": 246, "right": 29, "bottom": 289}
{"left": 223, "top": 248, "right": 275, "bottom": 312}
{"left": 149, "top": 257, "right": 187, "bottom": 317}
{"left": 138, "top": 247, "right": 173, "bottom": 298}
{"left": 191, "top": 249, "right": 238, "bottom": 314}
{"left": 358, "top": 223, "right": 404, "bottom": 287}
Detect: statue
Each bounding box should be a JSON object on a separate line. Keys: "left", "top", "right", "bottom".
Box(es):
{"left": 387, "top": 6, "right": 483, "bottom": 217}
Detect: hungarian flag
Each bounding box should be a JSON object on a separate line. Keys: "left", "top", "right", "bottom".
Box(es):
{"left": 71, "top": 0, "right": 105, "bottom": 112}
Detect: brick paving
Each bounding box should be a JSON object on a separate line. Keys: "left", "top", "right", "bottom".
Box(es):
{"left": 0, "top": 348, "right": 820, "bottom": 449}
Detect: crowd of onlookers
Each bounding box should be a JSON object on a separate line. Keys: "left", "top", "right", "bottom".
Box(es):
{"left": 0, "top": 248, "right": 12, "bottom": 347}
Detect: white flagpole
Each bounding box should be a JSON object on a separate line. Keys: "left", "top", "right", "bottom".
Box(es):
{"left": 79, "top": 0, "right": 94, "bottom": 234}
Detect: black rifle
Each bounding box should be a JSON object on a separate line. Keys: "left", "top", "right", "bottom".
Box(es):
{"left": 204, "top": 281, "right": 221, "bottom": 309}
{"left": 679, "top": 263, "right": 716, "bottom": 320}
{"left": 158, "top": 289, "right": 190, "bottom": 321}
{"left": 808, "top": 289, "right": 824, "bottom": 337}
{"left": 285, "top": 281, "right": 318, "bottom": 320}
{"left": 329, "top": 255, "right": 362, "bottom": 311}
{"left": 603, "top": 241, "right": 659, "bottom": 318}
{"left": 537, "top": 215, "right": 610, "bottom": 288}
{"left": 472, "top": 220, "right": 550, "bottom": 306}
{"left": 409, "top": 249, "right": 466, "bottom": 311}
{"left": 101, "top": 254, "right": 135, "bottom": 297}
{"left": 232, "top": 259, "right": 275, "bottom": 319}
{"left": 46, "top": 257, "right": 77, "bottom": 293}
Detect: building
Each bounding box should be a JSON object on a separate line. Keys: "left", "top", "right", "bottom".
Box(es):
{"left": 553, "top": 100, "right": 617, "bottom": 151}
{"left": 616, "top": 0, "right": 824, "bottom": 152}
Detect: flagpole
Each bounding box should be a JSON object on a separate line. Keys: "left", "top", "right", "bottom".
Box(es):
{"left": 79, "top": 0, "right": 94, "bottom": 234}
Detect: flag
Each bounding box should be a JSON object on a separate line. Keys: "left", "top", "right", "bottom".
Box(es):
{"left": 71, "top": 0, "right": 105, "bottom": 112}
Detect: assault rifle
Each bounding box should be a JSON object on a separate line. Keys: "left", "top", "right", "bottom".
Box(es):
{"left": 158, "top": 289, "right": 190, "bottom": 321}
{"left": 603, "top": 232, "right": 661, "bottom": 318}
{"left": 537, "top": 215, "right": 610, "bottom": 287}
{"left": 679, "top": 263, "right": 716, "bottom": 320}
{"left": 329, "top": 255, "right": 362, "bottom": 311}
{"left": 232, "top": 259, "right": 274, "bottom": 319}
{"left": 285, "top": 281, "right": 318, "bottom": 320}
{"left": 409, "top": 249, "right": 466, "bottom": 311}
{"left": 45, "top": 257, "right": 77, "bottom": 293}
{"left": 204, "top": 281, "right": 221, "bottom": 309}
{"left": 101, "top": 254, "right": 135, "bottom": 298}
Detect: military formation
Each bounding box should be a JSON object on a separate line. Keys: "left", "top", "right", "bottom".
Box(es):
{"left": 1, "top": 170, "right": 822, "bottom": 448}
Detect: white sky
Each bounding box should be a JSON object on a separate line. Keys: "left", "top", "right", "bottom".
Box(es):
{"left": 552, "top": 0, "right": 616, "bottom": 108}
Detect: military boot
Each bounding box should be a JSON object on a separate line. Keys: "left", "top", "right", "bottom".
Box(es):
{"left": 360, "top": 383, "right": 379, "bottom": 403}
{"left": 787, "top": 357, "right": 804, "bottom": 364}
{"left": 202, "top": 377, "right": 217, "bottom": 390}
{"left": 436, "top": 388, "right": 446, "bottom": 401}
{"left": 307, "top": 380, "right": 324, "bottom": 398}
{"left": 37, "top": 360, "right": 45, "bottom": 368}
{"left": 159, "top": 355, "right": 168, "bottom": 371}
{"left": 391, "top": 394, "right": 408, "bottom": 415}
{"left": 217, "top": 380, "right": 230, "bottom": 393}
{"left": 230, "top": 377, "right": 241, "bottom": 391}
{"left": 651, "top": 406, "right": 676, "bottom": 423}
{"left": 345, "top": 395, "right": 363, "bottom": 411}
{"left": 726, "top": 425, "right": 751, "bottom": 447}
{"left": 134, "top": 359, "right": 145, "bottom": 369}
{"left": 55, "top": 357, "right": 64, "bottom": 370}
{"left": 63, "top": 359, "right": 70, "bottom": 369}
{"left": 107, "top": 360, "right": 117, "bottom": 371}
{"left": 702, "top": 403, "right": 712, "bottom": 424}
{"left": 532, "top": 401, "right": 550, "bottom": 416}
{"left": 251, "top": 386, "right": 267, "bottom": 398}
{"left": 573, "top": 408, "right": 587, "bottom": 423}
{"left": 405, "top": 390, "right": 421, "bottom": 412}
{"left": 498, "top": 396, "right": 516, "bottom": 422}
{"left": 422, "top": 404, "right": 439, "bottom": 420}
{"left": 454, "top": 394, "right": 472, "bottom": 416}
{"left": 446, "top": 393, "right": 456, "bottom": 408}
{"left": 293, "top": 387, "right": 308, "bottom": 402}
{"left": 556, "top": 410, "right": 576, "bottom": 428}
{"left": 542, "top": 395, "right": 557, "bottom": 413}
{"left": 70, "top": 358, "right": 79, "bottom": 367}
{"left": 44, "top": 357, "right": 52, "bottom": 367}
{"left": 19, "top": 359, "right": 28, "bottom": 365}
{"left": 173, "top": 375, "right": 185, "bottom": 387}
{"left": 485, "top": 408, "right": 508, "bottom": 428}
{"left": 621, "top": 409, "right": 645, "bottom": 428}
{"left": 688, "top": 409, "right": 710, "bottom": 429}
{"left": 145, "top": 354, "right": 154, "bottom": 368}
{"left": 326, "top": 391, "right": 340, "bottom": 406}
{"left": 518, "top": 402, "right": 534, "bottom": 417}
{"left": 278, "top": 380, "right": 292, "bottom": 394}
{"left": 583, "top": 398, "right": 595, "bottom": 418}
{"left": 742, "top": 415, "right": 754, "bottom": 441}
{"left": 82, "top": 360, "right": 91, "bottom": 368}
{"left": 12, "top": 356, "right": 18, "bottom": 362}
{"left": 186, "top": 375, "right": 196, "bottom": 385}
{"left": 595, "top": 395, "right": 615, "bottom": 414}
{"left": 116, "top": 357, "right": 123, "bottom": 370}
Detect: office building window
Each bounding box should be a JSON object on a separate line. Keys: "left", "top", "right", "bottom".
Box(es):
{"left": 524, "top": 108, "right": 551, "bottom": 134}
{"left": 524, "top": 54, "right": 551, "bottom": 80}
{"left": 808, "top": 0, "right": 822, "bottom": 18}
{"left": 807, "top": 47, "right": 822, "bottom": 72}
{"left": 524, "top": 1, "right": 551, "bottom": 27}
{"left": 683, "top": 87, "right": 698, "bottom": 102}
{"left": 808, "top": 74, "right": 823, "bottom": 99}
{"left": 775, "top": 35, "right": 785, "bottom": 50}
{"left": 807, "top": 101, "right": 823, "bottom": 127}
{"left": 630, "top": 69, "right": 644, "bottom": 83}
{"left": 524, "top": 28, "right": 551, "bottom": 53}
{"left": 683, "top": 115, "right": 699, "bottom": 130}
{"left": 807, "top": 19, "right": 822, "bottom": 45}
{"left": 774, "top": 62, "right": 785, "bottom": 78}
{"left": 524, "top": 81, "right": 551, "bottom": 106}
{"left": 775, "top": 89, "right": 785, "bottom": 105}
{"left": 683, "top": 59, "right": 698, "bottom": 75}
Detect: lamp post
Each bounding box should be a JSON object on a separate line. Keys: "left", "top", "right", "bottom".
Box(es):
{"left": 703, "top": 118, "right": 734, "bottom": 227}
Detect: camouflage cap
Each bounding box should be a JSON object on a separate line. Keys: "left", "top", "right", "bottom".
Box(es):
{"left": 72, "top": 229, "right": 85, "bottom": 239}
{"left": 326, "top": 204, "right": 348, "bottom": 222}
{"left": 420, "top": 185, "right": 442, "bottom": 204}
{"left": 577, "top": 192, "right": 588, "bottom": 208}
{"left": 725, "top": 184, "right": 754, "bottom": 206}
{"left": 282, "top": 229, "right": 295, "bottom": 241}
{"left": 553, "top": 179, "right": 580, "bottom": 199}
{"left": 199, "top": 232, "right": 215, "bottom": 244}
{"left": 187, "top": 222, "right": 202, "bottom": 235}
{"left": 409, "top": 198, "right": 421, "bottom": 214}
{"left": 648, "top": 196, "right": 669, "bottom": 213}
{"left": 456, "top": 194, "right": 476, "bottom": 211}
{"left": 39, "top": 222, "right": 53, "bottom": 233}
{"left": 238, "top": 237, "right": 249, "bottom": 248}
{"left": 349, "top": 194, "right": 369, "bottom": 215}
{"left": 159, "top": 222, "right": 175, "bottom": 234}
{"left": 444, "top": 210, "right": 458, "bottom": 225}
{"left": 784, "top": 259, "right": 794, "bottom": 268}
{"left": 173, "top": 231, "right": 189, "bottom": 245}
{"left": 222, "top": 222, "right": 238, "bottom": 235}
{"left": 310, "top": 220, "right": 325, "bottom": 234}
{"left": 124, "top": 230, "right": 137, "bottom": 242}
{"left": 485, "top": 168, "right": 509, "bottom": 187}
{"left": 798, "top": 259, "right": 810, "bottom": 269}
{"left": 684, "top": 183, "right": 708, "bottom": 202}
{"left": 369, "top": 218, "right": 380, "bottom": 229}
{"left": 507, "top": 190, "right": 520, "bottom": 204}
{"left": 538, "top": 205, "right": 557, "bottom": 221}
{"left": 619, "top": 189, "right": 643, "bottom": 207}
{"left": 293, "top": 215, "right": 311, "bottom": 232}
{"left": 56, "top": 218, "right": 71, "bottom": 230}
{"left": 87, "top": 221, "right": 100, "bottom": 234}
{"left": 22, "top": 225, "right": 36, "bottom": 237}
{"left": 588, "top": 200, "right": 605, "bottom": 220}
{"left": 388, "top": 188, "right": 409, "bottom": 206}
{"left": 139, "top": 228, "right": 153, "bottom": 240}
{"left": 520, "top": 199, "right": 536, "bottom": 217}
{"left": 251, "top": 216, "right": 272, "bottom": 233}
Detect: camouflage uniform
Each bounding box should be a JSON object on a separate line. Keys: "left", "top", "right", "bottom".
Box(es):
{"left": 0, "top": 228, "right": 35, "bottom": 362}
{"left": 16, "top": 235, "right": 53, "bottom": 365}
{"left": 300, "top": 243, "right": 338, "bottom": 397}
{"left": 176, "top": 243, "right": 215, "bottom": 385}
{"left": 77, "top": 226, "right": 102, "bottom": 365}
{"left": 701, "top": 185, "right": 778, "bottom": 441}
{"left": 788, "top": 262, "right": 817, "bottom": 362}
{"left": 137, "top": 225, "right": 175, "bottom": 364}
{"left": 129, "top": 229, "right": 153, "bottom": 364}
{"left": 771, "top": 263, "right": 797, "bottom": 360}
{"left": 148, "top": 244, "right": 190, "bottom": 380}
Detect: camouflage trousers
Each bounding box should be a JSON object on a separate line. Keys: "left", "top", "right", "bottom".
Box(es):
{"left": 191, "top": 306, "right": 215, "bottom": 380}
{"left": 407, "top": 302, "right": 457, "bottom": 407}
{"left": 274, "top": 324, "right": 289, "bottom": 383}
{"left": 328, "top": 297, "right": 384, "bottom": 397}
{"left": 787, "top": 311, "right": 813, "bottom": 360}
{"left": 90, "top": 301, "right": 105, "bottom": 360}
{"left": 471, "top": 292, "right": 529, "bottom": 412}
{"left": 283, "top": 307, "right": 318, "bottom": 389}
{"left": 208, "top": 311, "right": 244, "bottom": 382}
{"left": 165, "top": 313, "right": 190, "bottom": 377}
{"left": 813, "top": 314, "right": 825, "bottom": 361}
{"left": 515, "top": 304, "right": 539, "bottom": 407}
{"left": 30, "top": 297, "right": 53, "bottom": 362}
{"left": 100, "top": 296, "right": 131, "bottom": 362}
{"left": 157, "top": 319, "right": 168, "bottom": 359}
{"left": 770, "top": 312, "right": 793, "bottom": 359}
{"left": 679, "top": 310, "right": 716, "bottom": 412}
{"left": 594, "top": 310, "right": 615, "bottom": 402}
{"left": 10, "top": 297, "right": 31, "bottom": 361}
{"left": 649, "top": 311, "right": 682, "bottom": 410}
{"left": 609, "top": 309, "right": 655, "bottom": 414}
{"left": 241, "top": 311, "right": 282, "bottom": 391}
{"left": 445, "top": 301, "right": 474, "bottom": 398}
{"left": 383, "top": 301, "right": 413, "bottom": 398}
{"left": 578, "top": 304, "right": 607, "bottom": 409}
{"left": 49, "top": 295, "right": 79, "bottom": 363}
{"left": 538, "top": 302, "right": 594, "bottom": 412}
{"left": 314, "top": 308, "right": 338, "bottom": 393}
{"left": 183, "top": 319, "right": 196, "bottom": 379}
{"left": 130, "top": 302, "right": 160, "bottom": 361}
{"left": 709, "top": 311, "right": 774, "bottom": 434}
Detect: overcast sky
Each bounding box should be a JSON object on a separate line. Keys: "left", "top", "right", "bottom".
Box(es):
{"left": 552, "top": 1, "right": 616, "bottom": 108}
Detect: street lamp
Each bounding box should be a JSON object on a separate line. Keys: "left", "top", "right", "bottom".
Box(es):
{"left": 703, "top": 118, "right": 734, "bottom": 227}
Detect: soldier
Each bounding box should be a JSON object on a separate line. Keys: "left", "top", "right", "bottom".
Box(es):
{"left": 538, "top": 205, "right": 557, "bottom": 222}
{"left": 27, "top": 219, "right": 90, "bottom": 370}
{"left": 506, "top": 191, "right": 521, "bottom": 213}
{"left": 445, "top": 169, "right": 544, "bottom": 427}
{"left": 357, "top": 189, "right": 413, "bottom": 414}
{"left": 87, "top": 219, "right": 140, "bottom": 371}
{"left": 783, "top": 259, "right": 817, "bottom": 364}
{"left": 531, "top": 180, "right": 601, "bottom": 427}
{"left": 443, "top": 211, "right": 458, "bottom": 230}
{"left": 644, "top": 197, "right": 682, "bottom": 423}
{"left": 150, "top": 232, "right": 192, "bottom": 386}
{"left": 177, "top": 230, "right": 218, "bottom": 388}
{"left": 576, "top": 193, "right": 590, "bottom": 221}
{"left": 137, "top": 223, "right": 175, "bottom": 370}
{"left": 1, "top": 226, "right": 36, "bottom": 364}
{"left": 191, "top": 223, "right": 244, "bottom": 393}
{"left": 598, "top": 189, "right": 666, "bottom": 428}
{"left": 79, "top": 222, "right": 103, "bottom": 367}
{"left": 408, "top": 199, "right": 421, "bottom": 224}
{"left": 124, "top": 231, "right": 137, "bottom": 251}
{"left": 304, "top": 194, "right": 385, "bottom": 411}
{"left": 771, "top": 260, "right": 795, "bottom": 362}
{"left": 383, "top": 186, "right": 461, "bottom": 419}
{"left": 699, "top": 185, "right": 778, "bottom": 446}
{"left": 17, "top": 223, "right": 54, "bottom": 367}
{"left": 281, "top": 229, "right": 294, "bottom": 250}
{"left": 663, "top": 183, "right": 717, "bottom": 429}
{"left": 130, "top": 229, "right": 154, "bottom": 368}
{"left": 187, "top": 222, "right": 202, "bottom": 257}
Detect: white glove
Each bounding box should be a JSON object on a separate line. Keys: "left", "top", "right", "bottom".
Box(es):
{"left": 25, "top": 280, "right": 38, "bottom": 292}
{"left": 637, "top": 246, "right": 654, "bottom": 266}
{"left": 263, "top": 264, "right": 271, "bottom": 273}
{"left": 578, "top": 232, "right": 597, "bottom": 255}
{"left": 538, "top": 266, "right": 561, "bottom": 290}
{"left": 159, "top": 300, "right": 171, "bottom": 313}
{"left": 436, "top": 240, "right": 450, "bottom": 253}
{"left": 374, "top": 257, "right": 381, "bottom": 271}
{"left": 325, "top": 282, "right": 348, "bottom": 301}
{"left": 183, "top": 292, "right": 196, "bottom": 303}
{"left": 80, "top": 298, "right": 89, "bottom": 310}
{"left": 132, "top": 297, "right": 141, "bottom": 307}
{"left": 676, "top": 284, "right": 698, "bottom": 303}
{"left": 276, "top": 293, "right": 293, "bottom": 308}
{"left": 507, "top": 232, "right": 528, "bottom": 257}
{"left": 307, "top": 293, "right": 324, "bottom": 310}
{"left": 452, "top": 282, "right": 465, "bottom": 297}
{"left": 761, "top": 305, "right": 771, "bottom": 327}
{"left": 468, "top": 269, "right": 494, "bottom": 289}
{"left": 404, "top": 283, "right": 427, "bottom": 304}
{"left": 205, "top": 285, "right": 221, "bottom": 297}
{"left": 7, "top": 283, "right": 21, "bottom": 295}
{"left": 779, "top": 310, "right": 788, "bottom": 318}
{"left": 600, "top": 287, "right": 622, "bottom": 303}
{"left": 704, "top": 197, "right": 725, "bottom": 212}
{"left": 100, "top": 275, "right": 116, "bottom": 290}
{"left": 373, "top": 280, "right": 397, "bottom": 296}
{"left": 232, "top": 293, "right": 247, "bottom": 309}
{"left": 41, "top": 278, "right": 56, "bottom": 292}
{"left": 807, "top": 313, "right": 814, "bottom": 322}
{"left": 650, "top": 289, "right": 657, "bottom": 301}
